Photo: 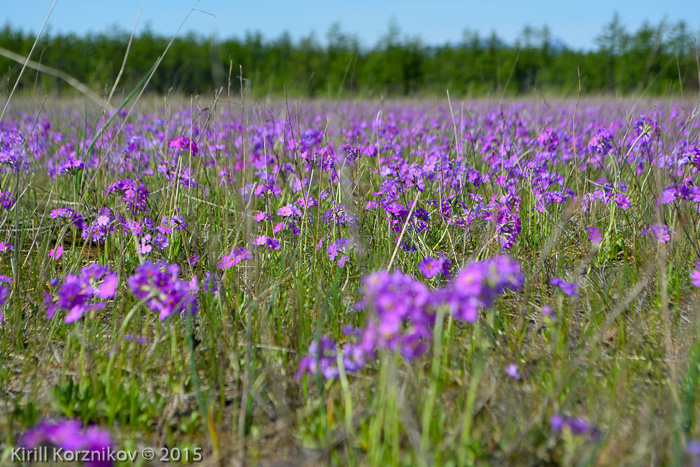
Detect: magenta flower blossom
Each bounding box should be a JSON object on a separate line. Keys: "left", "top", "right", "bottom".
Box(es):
{"left": 584, "top": 226, "right": 602, "bottom": 244}
{"left": 691, "top": 262, "right": 700, "bottom": 287}
{"left": 169, "top": 136, "right": 198, "bottom": 155}
{"left": 551, "top": 277, "right": 579, "bottom": 297}
{"left": 277, "top": 203, "right": 301, "bottom": 217}
{"left": 253, "top": 235, "right": 268, "bottom": 246}
{"left": 641, "top": 223, "right": 675, "bottom": 243}
{"left": 418, "top": 253, "right": 451, "bottom": 278}
{"left": 273, "top": 222, "right": 286, "bottom": 233}
{"left": 613, "top": 194, "right": 632, "bottom": 210}
{"left": 21, "top": 419, "right": 113, "bottom": 467}
{"left": 327, "top": 238, "right": 354, "bottom": 265}
{"left": 254, "top": 211, "right": 272, "bottom": 222}
{"left": 218, "top": 247, "right": 251, "bottom": 269}
{"left": 0, "top": 241, "right": 13, "bottom": 252}
{"left": 45, "top": 264, "right": 118, "bottom": 323}
{"left": 139, "top": 234, "right": 152, "bottom": 254}
{"left": 49, "top": 245, "right": 63, "bottom": 260}
{"left": 127, "top": 261, "right": 198, "bottom": 321}
{"left": 506, "top": 363, "right": 521, "bottom": 379}
{"left": 418, "top": 257, "right": 442, "bottom": 278}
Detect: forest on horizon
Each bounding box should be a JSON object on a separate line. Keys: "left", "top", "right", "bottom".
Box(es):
{"left": 1, "top": 13, "right": 699, "bottom": 99}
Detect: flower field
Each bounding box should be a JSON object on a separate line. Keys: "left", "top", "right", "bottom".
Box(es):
{"left": 2, "top": 96, "right": 700, "bottom": 465}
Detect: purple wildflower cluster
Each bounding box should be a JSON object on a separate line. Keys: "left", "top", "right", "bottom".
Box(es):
{"left": 127, "top": 261, "right": 197, "bottom": 321}
{"left": 297, "top": 255, "right": 523, "bottom": 380}
{"left": 418, "top": 253, "right": 452, "bottom": 278}
{"left": 169, "top": 136, "right": 198, "bottom": 155}
{"left": 218, "top": 247, "right": 252, "bottom": 269}
{"left": 105, "top": 178, "right": 150, "bottom": 214}
{"left": 550, "top": 414, "right": 600, "bottom": 440}
{"left": 45, "top": 264, "right": 118, "bottom": 323}
{"left": 22, "top": 419, "right": 113, "bottom": 467}
{"left": 0, "top": 190, "right": 14, "bottom": 210}
{"left": 641, "top": 223, "right": 675, "bottom": 243}
{"left": 550, "top": 277, "right": 580, "bottom": 298}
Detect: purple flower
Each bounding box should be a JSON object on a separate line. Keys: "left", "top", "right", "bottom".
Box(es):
{"left": 49, "top": 245, "right": 63, "bottom": 260}
{"left": 584, "top": 226, "right": 602, "bottom": 244}
{"left": 613, "top": 194, "right": 631, "bottom": 210}
{"left": 551, "top": 277, "right": 579, "bottom": 298}
{"left": 0, "top": 284, "right": 9, "bottom": 308}
{"left": 418, "top": 253, "right": 451, "bottom": 279}
{"left": 169, "top": 136, "right": 198, "bottom": 155}
{"left": 127, "top": 261, "right": 198, "bottom": 321}
{"left": 254, "top": 211, "right": 271, "bottom": 222}
{"left": 253, "top": 235, "right": 269, "bottom": 246}
{"left": 21, "top": 419, "right": 113, "bottom": 467}
{"left": 327, "top": 238, "right": 354, "bottom": 265}
{"left": 550, "top": 414, "right": 599, "bottom": 439}
{"left": 266, "top": 237, "right": 281, "bottom": 250}
{"left": 45, "top": 264, "right": 118, "bottom": 323}
{"left": 277, "top": 203, "right": 301, "bottom": 217}
{"left": 506, "top": 363, "right": 521, "bottom": 379}
{"left": 105, "top": 178, "right": 150, "bottom": 214}
{"left": 641, "top": 223, "right": 674, "bottom": 243}
{"left": 0, "top": 241, "right": 13, "bottom": 252}
{"left": 139, "top": 234, "right": 152, "bottom": 254}
{"left": 691, "top": 262, "right": 700, "bottom": 287}
{"left": 541, "top": 305, "right": 556, "bottom": 318}
{"left": 218, "top": 247, "right": 251, "bottom": 269}
{"left": 0, "top": 190, "right": 15, "bottom": 210}
{"left": 297, "top": 255, "right": 523, "bottom": 381}
{"left": 273, "top": 222, "right": 286, "bottom": 233}
{"left": 418, "top": 256, "right": 442, "bottom": 278}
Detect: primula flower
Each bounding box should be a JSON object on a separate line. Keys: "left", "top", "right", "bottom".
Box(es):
{"left": 327, "top": 238, "right": 354, "bottom": 265}
{"left": 297, "top": 255, "right": 524, "bottom": 380}
{"left": 0, "top": 242, "right": 13, "bottom": 252}
{"left": 127, "top": 261, "right": 198, "bottom": 321}
{"left": 45, "top": 264, "right": 118, "bottom": 323}
{"left": 641, "top": 223, "right": 675, "bottom": 243}
{"left": 104, "top": 178, "right": 150, "bottom": 214}
{"left": 584, "top": 226, "right": 602, "bottom": 244}
{"left": 277, "top": 203, "right": 301, "bottom": 217}
{"left": 0, "top": 190, "right": 15, "bottom": 210}
{"left": 506, "top": 364, "right": 521, "bottom": 379}
{"left": 542, "top": 305, "right": 556, "bottom": 318}
{"left": 21, "top": 419, "right": 113, "bottom": 467}
{"left": 218, "top": 247, "right": 251, "bottom": 269}
{"left": 0, "top": 284, "right": 9, "bottom": 307}
{"left": 550, "top": 414, "right": 600, "bottom": 439}
{"left": 551, "top": 277, "right": 579, "bottom": 298}
{"left": 418, "top": 256, "right": 442, "bottom": 278}
{"left": 691, "top": 262, "right": 700, "bottom": 287}
{"left": 418, "top": 253, "right": 451, "bottom": 278}
{"left": 48, "top": 245, "right": 63, "bottom": 260}
{"left": 169, "top": 136, "right": 198, "bottom": 155}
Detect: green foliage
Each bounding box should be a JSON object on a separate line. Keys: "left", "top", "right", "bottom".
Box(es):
{"left": 1, "top": 15, "right": 698, "bottom": 98}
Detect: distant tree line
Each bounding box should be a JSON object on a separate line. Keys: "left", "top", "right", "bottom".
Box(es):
{"left": 0, "top": 13, "right": 699, "bottom": 99}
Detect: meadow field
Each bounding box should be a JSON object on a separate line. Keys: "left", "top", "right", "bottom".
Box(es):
{"left": 1, "top": 93, "right": 700, "bottom": 466}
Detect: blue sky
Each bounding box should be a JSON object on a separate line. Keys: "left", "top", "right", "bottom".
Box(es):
{"left": 3, "top": 0, "right": 699, "bottom": 51}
